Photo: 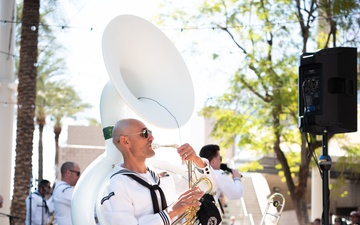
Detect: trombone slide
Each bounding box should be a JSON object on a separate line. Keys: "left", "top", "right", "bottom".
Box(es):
{"left": 259, "top": 193, "right": 285, "bottom": 225}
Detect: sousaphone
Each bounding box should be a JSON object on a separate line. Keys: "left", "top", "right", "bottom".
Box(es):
{"left": 71, "top": 14, "right": 195, "bottom": 225}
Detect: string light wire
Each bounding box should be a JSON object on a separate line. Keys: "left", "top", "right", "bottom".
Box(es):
{"left": 0, "top": 11, "right": 358, "bottom": 32}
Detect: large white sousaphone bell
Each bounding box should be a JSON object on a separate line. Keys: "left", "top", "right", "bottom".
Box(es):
{"left": 102, "top": 14, "right": 194, "bottom": 128}
{"left": 71, "top": 15, "right": 195, "bottom": 225}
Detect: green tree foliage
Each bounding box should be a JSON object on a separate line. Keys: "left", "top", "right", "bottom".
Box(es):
{"left": 158, "top": 0, "right": 359, "bottom": 224}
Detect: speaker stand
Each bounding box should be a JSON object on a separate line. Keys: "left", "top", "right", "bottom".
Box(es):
{"left": 318, "top": 130, "right": 332, "bottom": 225}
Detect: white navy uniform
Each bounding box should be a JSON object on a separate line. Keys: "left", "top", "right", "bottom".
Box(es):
{"left": 25, "top": 191, "right": 54, "bottom": 225}
{"left": 53, "top": 181, "right": 74, "bottom": 225}
{"left": 214, "top": 169, "right": 244, "bottom": 206}
{"left": 101, "top": 159, "right": 216, "bottom": 225}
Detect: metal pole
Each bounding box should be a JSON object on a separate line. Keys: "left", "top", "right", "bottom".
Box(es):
{"left": 319, "top": 130, "right": 332, "bottom": 225}
{"left": 0, "top": 1, "right": 16, "bottom": 222}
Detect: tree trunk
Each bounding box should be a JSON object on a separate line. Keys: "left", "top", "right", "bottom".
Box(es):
{"left": 10, "top": 0, "right": 40, "bottom": 223}
{"left": 54, "top": 125, "right": 62, "bottom": 178}
{"left": 293, "top": 197, "right": 310, "bottom": 225}
{"left": 37, "top": 120, "right": 44, "bottom": 181}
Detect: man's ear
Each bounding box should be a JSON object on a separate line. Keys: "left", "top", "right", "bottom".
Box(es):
{"left": 119, "top": 135, "right": 129, "bottom": 146}
{"left": 209, "top": 159, "right": 216, "bottom": 168}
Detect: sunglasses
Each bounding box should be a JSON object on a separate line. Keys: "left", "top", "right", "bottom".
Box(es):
{"left": 69, "top": 169, "right": 80, "bottom": 176}
{"left": 127, "top": 128, "right": 152, "bottom": 139}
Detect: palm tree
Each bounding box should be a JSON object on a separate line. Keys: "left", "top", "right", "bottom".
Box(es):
{"left": 35, "top": 45, "right": 66, "bottom": 181}
{"left": 11, "top": 0, "right": 39, "bottom": 222}
{"left": 45, "top": 81, "right": 92, "bottom": 176}
{"left": 16, "top": 0, "right": 67, "bottom": 183}
{"left": 16, "top": 0, "right": 89, "bottom": 183}
{"left": 33, "top": 1, "right": 91, "bottom": 182}
{"left": 33, "top": 0, "right": 65, "bottom": 182}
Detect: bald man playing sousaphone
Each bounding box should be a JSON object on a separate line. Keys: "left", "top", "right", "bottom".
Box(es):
{"left": 100, "top": 118, "right": 221, "bottom": 225}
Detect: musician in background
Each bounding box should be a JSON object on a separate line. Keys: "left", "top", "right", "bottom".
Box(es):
{"left": 25, "top": 179, "right": 54, "bottom": 225}
{"left": 199, "top": 144, "right": 244, "bottom": 214}
{"left": 100, "top": 118, "right": 218, "bottom": 225}
{"left": 334, "top": 216, "right": 346, "bottom": 225}
{"left": 350, "top": 211, "right": 360, "bottom": 225}
{"left": 53, "top": 162, "right": 81, "bottom": 225}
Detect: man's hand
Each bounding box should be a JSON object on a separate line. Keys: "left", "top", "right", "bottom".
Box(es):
{"left": 166, "top": 187, "right": 204, "bottom": 219}
{"left": 232, "top": 169, "right": 242, "bottom": 179}
{"left": 177, "top": 143, "right": 205, "bottom": 167}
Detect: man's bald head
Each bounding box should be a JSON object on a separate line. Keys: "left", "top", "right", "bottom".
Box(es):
{"left": 112, "top": 118, "right": 142, "bottom": 145}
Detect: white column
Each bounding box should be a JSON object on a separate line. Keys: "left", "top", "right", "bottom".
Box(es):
{"left": 0, "top": 0, "right": 16, "bottom": 222}
{"left": 311, "top": 167, "right": 323, "bottom": 221}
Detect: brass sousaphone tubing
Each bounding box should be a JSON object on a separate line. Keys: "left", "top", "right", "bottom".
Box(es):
{"left": 152, "top": 143, "right": 213, "bottom": 225}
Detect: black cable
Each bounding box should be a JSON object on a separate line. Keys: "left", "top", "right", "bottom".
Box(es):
{"left": 137, "top": 96, "right": 182, "bottom": 143}
{"left": 301, "top": 79, "right": 323, "bottom": 176}
{"left": 305, "top": 133, "right": 323, "bottom": 177}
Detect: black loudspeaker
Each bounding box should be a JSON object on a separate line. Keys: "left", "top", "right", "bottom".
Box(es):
{"left": 298, "top": 47, "right": 358, "bottom": 134}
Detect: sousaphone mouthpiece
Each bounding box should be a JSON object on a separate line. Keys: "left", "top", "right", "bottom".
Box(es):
{"left": 151, "top": 143, "right": 179, "bottom": 149}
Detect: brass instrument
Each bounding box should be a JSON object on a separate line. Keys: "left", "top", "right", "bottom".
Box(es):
{"left": 47, "top": 212, "right": 54, "bottom": 225}
{"left": 152, "top": 144, "right": 214, "bottom": 225}
{"left": 259, "top": 193, "right": 285, "bottom": 225}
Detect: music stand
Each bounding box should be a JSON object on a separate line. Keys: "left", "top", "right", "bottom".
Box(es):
{"left": 0, "top": 212, "right": 19, "bottom": 225}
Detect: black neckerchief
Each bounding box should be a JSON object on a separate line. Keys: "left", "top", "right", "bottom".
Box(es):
{"left": 111, "top": 168, "right": 168, "bottom": 213}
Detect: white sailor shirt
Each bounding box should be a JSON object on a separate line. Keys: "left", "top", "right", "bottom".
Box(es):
{"left": 214, "top": 169, "right": 244, "bottom": 202}
{"left": 100, "top": 159, "right": 216, "bottom": 225}
{"left": 25, "top": 191, "right": 54, "bottom": 225}
{"left": 53, "top": 181, "right": 74, "bottom": 225}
